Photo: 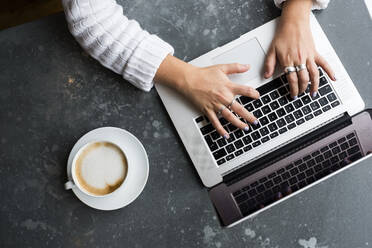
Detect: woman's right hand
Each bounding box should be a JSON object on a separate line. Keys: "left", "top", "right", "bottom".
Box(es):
{"left": 154, "top": 55, "right": 260, "bottom": 139}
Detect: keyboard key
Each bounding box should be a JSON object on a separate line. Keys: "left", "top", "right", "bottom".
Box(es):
{"left": 195, "top": 116, "right": 204, "bottom": 123}
{"left": 303, "top": 155, "right": 311, "bottom": 161}
{"left": 259, "top": 127, "right": 270, "bottom": 136}
{"left": 296, "top": 118, "right": 305, "bottom": 125}
{"left": 204, "top": 135, "right": 213, "bottom": 146}
{"left": 290, "top": 167, "right": 299, "bottom": 176}
{"left": 312, "top": 150, "right": 320, "bottom": 157}
{"left": 299, "top": 163, "right": 307, "bottom": 172}
{"left": 253, "top": 109, "right": 263, "bottom": 118}
{"left": 268, "top": 112, "right": 278, "bottom": 121}
{"left": 226, "top": 154, "right": 235, "bottom": 161}
{"left": 262, "top": 105, "right": 271, "bottom": 114}
{"left": 217, "top": 158, "right": 226, "bottom": 165}
{"left": 286, "top": 164, "right": 294, "bottom": 170}
{"left": 288, "top": 123, "right": 296, "bottom": 130}
{"left": 265, "top": 180, "right": 274, "bottom": 188}
{"left": 310, "top": 101, "right": 320, "bottom": 110}
{"left": 211, "top": 131, "right": 220, "bottom": 140}
{"left": 270, "top": 101, "right": 280, "bottom": 110}
{"left": 289, "top": 177, "right": 298, "bottom": 185}
{"left": 315, "top": 154, "right": 324, "bottom": 163}
{"left": 234, "top": 139, "right": 244, "bottom": 149}
{"left": 302, "top": 106, "right": 311, "bottom": 115}
{"left": 245, "top": 103, "right": 254, "bottom": 112}
{"left": 261, "top": 136, "right": 270, "bottom": 143}
{"left": 278, "top": 96, "right": 288, "bottom": 106}
{"left": 293, "top": 99, "right": 303, "bottom": 109}
{"left": 213, "top": 148, "right": 227, "bottom": 160}
{"left": 331, "top": 101, "right": 340, "bottom": 108}
{"left": 319, "top": 97, "right": 329, "bottom": 106}
{"left": 273, "top": 176, "right": 282, "bottom": 184}
{"left": 260, "top": 116, "right": 269, "bottom": 126}
{"left": 226, "top": 144, "right": 235, "bottom": 153}
{"left": 268, "top": 123, "right": 278, "bottom": 132}
{"left": 217, "top": 138, "right": 227, "bottom": 147}
{"left": 279, "top": 127, "right": 287, "bottom": 134}
{"left": 305, "top": 168, "right": 314, "bottom": 176}
{"left": 252, "top": 141, "right": 261, "bottom": 147}
{"left": 200, "top": 124, "right": 214, "bottom": 135}
{"left": 251, "top": 131, "right": 261, "bottom": 140}
{"left": 257, "top": 185, "right": 265, "bottom": 193}
{"left": 253, "top": 99, "right": 263, "bottom": 108}
{"left": 234, "top": 129, "right": 244, "bottom": 139}
{"left": 340, "top": 142, "right": 349, "bottom": 150}
{"left": 305, "top": 114, "right": 314, "bottom": 121}
{"left": 293, "top": 110, "right": 303, "bottom": 119}
{"left": 270, "top": 132, "right": 279, "bottom": 138}
{"left": 227, "top": 123, "right": 238, "bottom": 132}
{"left": 240, "top": 96, "right": 252, "bottom": 105}
{"left": 329, "top": 141, "right": 337, "bottom": 148}
{"left": 285, "top": 104, "right": 295, "bottom": 113}
{"left": 277, "top": 118, "right": 286, "bottom": 128}
{"left": 347, "top": 132, "right": 355, "bottom": 139}
{"left": 226, "top": 133, "right": 236, "bottom": 143}
{"left": 261, "top": 95, "right": 271, "bottom": 104}
{"left": 243, "top": 145, "right": 252, "bottom": 152}
{"left": 314, "top": 109, "right": 322, "bottom": 116}
{"left": 210, "top": 143, "right": 218, "bottom": 151}
{"left": 235, "top": 193, "right": 248, "bottom": 203}
{"left": 319, "top": 85, "right": 332, "bottom": 96}
{"left": 270, "top": 91, "right": 280, "bottom": 100}
{"left": 248, "top": 188, "right": 258, "bottom": 197}
{"left": 327, "top": 93, "right": 337, "bottom": 102}
{"left": 347, "top": 145, "right": 359, "bottom": 156}
{"left": 276, "top": 108, "right": 286, "bottom": 117}
{"left": 301, "top": 95, "right": 312, "bottom": 105}
{"left": 285, "top": 114, "right": 295, "bottom": 123}
{"left": 282, "top": 172, "right": 290, "bottom": 180}
{"left": 243, "top": 136, "right": 252, "bottom": 145}
{"left": 235, "top": 149, "right": 243, "bottom": 157}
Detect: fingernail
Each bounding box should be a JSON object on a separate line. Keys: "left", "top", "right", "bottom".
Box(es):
{"left": 223, "top": 134, "right": 230, "bottom": 139}
{"left": 293, "top": 96, "right": 298, "bottom": 100}
{"left": 312, "top": 92, "right": 318, "bottom": 98}
{"left": 244, "top": 126, "right": 250, "bottom": 132}
{"left": 333, "top": 75, "right": 337, "bottom": 81}
{"left": 253, "top": 120, "right": 259, "bottom": 126}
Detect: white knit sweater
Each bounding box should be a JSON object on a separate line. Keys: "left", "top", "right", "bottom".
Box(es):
{"left": 62, "top": 0, "right": 329, "bottom": 92}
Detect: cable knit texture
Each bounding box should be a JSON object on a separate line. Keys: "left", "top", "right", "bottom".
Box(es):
{"left": 62, "top": 0, "right": 174, "bottom": 92}
{"left": 274, "top": 0, "right": 330, "bottom": 10}
{"left": 62, "top": 0, "right": 328, "bottom": 92}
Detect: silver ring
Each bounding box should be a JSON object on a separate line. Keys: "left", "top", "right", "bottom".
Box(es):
{"left": 227, "top": 97, "right": 237, "bottom": 110}
{"left": 295, "top": 64, "right": 307, "bottom": 72}
{"left": 284, "top": 66, "right": 296, "bottom": 74}
{"left": 217, "top": 105, "right": 227, "bottom": 116}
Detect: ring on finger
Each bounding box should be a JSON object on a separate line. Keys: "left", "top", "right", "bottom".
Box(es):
{"left": 284, "top": 66, "right": 296, "bottom": 74}
{"left": 216, "top": 105, "right": 227, "bottom": 116}
{"left": 295, "top": 64, "right": 307, "bottom": 72}
{"left": 227, "top": 96, "right": 238, "bottom": 110}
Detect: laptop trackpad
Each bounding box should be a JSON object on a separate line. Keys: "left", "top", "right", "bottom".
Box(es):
{"left": 212, "top": 37, "right": 266, "bottom": 85}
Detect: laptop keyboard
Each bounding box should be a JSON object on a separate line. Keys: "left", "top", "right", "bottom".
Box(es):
{"left": 195, "top": 68, "right": 341, "bottom": 166}
{"left": 233, "top": 131, "right": 362, "bottom": 217}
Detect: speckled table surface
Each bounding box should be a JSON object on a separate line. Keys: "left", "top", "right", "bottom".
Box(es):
{"left": 1, "top": 1, "right": 372, "bottom": 247}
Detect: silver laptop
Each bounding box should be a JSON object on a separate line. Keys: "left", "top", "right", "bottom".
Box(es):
{"left": 155, "top": 13, "right": 372, "bottom": 227}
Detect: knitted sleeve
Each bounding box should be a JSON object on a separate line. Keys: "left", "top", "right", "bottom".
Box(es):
{"left": 62, "top": 0, "right": 174, "bottom": 92}
{"left": 273, "top": 0, "right": 330, "bottom": 10}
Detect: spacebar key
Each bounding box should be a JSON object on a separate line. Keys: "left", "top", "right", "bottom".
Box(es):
{"left": 213, "top": 148, "right": 227, "bottom": 160}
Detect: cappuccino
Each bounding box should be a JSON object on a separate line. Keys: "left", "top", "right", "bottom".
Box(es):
{"left": 75, "top": 142, "right": 127, "bottom": 196}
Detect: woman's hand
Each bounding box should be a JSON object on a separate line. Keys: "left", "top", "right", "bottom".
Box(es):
{"left": 155, "top": 55, "right": 260, "bottom": 139}
{"left": 264, "top": 0, "right": 336, "bottom": 99}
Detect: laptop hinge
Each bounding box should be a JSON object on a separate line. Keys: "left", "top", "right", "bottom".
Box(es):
{"left": 223, "top": 112, "right": 352, "bottom": 186}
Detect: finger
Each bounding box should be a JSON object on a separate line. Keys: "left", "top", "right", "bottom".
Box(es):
{"left": 206, "top": 109, "right": 229, "bottom": 139}
{"left": 264, "top": 46, "right": 276, "bottom": 78}
{"left": 307, "top": 59, "right": 320, "bottom": 97}
{"left": 230, "top": 101, "right": 258, "bottom": 126}
{"left": 219, "top": 63, "right": 250, "bottom": 75}
{"left": 296, "top": 65, "right": 310, "bottom": 95}
{"left": 286, "top": 71, "right": 299, "bottom": 99}
{"left": 221, "top": 106, "right": 249, "bottom": 131}
{"left": 315, "top": 55, "right": 336, "bottom": 81}
{"left": 231, "top": 84, "right": 260, "bottom": 99}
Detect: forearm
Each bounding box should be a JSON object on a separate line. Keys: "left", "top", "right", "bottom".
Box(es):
{"left": 281, "top": 0, "right": 312, "bottom": 24}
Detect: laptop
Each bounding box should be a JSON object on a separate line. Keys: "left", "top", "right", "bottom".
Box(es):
{"left": 155, "top": 13, "right": 372, "bottom": 227}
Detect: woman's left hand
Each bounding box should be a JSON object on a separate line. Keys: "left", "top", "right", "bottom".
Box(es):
{"left": 264, "top": 0, "right": 336, "bottom": 99}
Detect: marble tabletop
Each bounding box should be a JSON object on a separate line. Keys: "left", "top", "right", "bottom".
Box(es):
{"left": 1, "top": 0, "right": 372, "bottom": 247}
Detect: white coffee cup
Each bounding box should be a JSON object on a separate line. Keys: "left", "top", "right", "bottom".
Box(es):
{"left": 65, "top": 140, "right": 129, "bottom": 198}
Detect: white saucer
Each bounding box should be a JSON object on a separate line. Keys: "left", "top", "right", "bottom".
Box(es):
{"left": 66, "top": 127, "right": 149, "bottom": 210}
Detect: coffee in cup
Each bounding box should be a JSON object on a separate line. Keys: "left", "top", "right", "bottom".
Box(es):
{"left": 69, "top": 141, "right": 128, "bottom": 196}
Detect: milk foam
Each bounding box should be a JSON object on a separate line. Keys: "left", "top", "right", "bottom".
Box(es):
{"left": 75, "top": 142, "right": 127, "bottom": 195}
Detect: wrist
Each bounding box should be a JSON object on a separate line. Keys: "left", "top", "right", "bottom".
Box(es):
{"left": 154, "top": 55, "right": 196, "bottom": 93}
{"left": 281, "top": 0, "right": 312, "bottom": 24}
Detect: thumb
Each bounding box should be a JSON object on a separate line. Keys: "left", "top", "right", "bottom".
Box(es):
{"left": 219, "top": 63, "right": 250, "bottom": 75}
{"left": 264, "top": 46, "right": 276, "bottom": 79}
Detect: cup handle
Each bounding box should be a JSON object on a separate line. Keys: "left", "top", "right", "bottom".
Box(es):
{"left": 64, "top": 181, "right": 75, "bottom": 190}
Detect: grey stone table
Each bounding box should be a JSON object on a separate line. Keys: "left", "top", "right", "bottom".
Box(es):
{"left": 1, "top": 0, "right": 371, "bottom": 247}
